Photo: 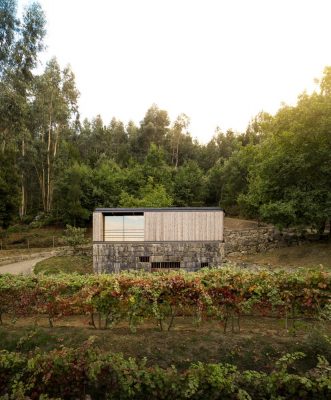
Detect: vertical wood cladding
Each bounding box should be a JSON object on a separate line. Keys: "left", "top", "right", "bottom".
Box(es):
{"left": 145, "top": 211, "right": 224, "bottom": 241}
{"left": 93, "top": 212, "right": 103, "bottom": 241}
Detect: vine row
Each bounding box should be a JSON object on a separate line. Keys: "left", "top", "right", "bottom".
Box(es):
{"left": 0, "top": 268, "right": 330, "bottom": 332}
{"left": 1, "top": 344, "right": 330, "bottom": 399}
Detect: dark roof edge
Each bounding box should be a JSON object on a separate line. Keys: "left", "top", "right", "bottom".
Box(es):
{"left": 95, "top": 207, "right": 223, "bottom": 213}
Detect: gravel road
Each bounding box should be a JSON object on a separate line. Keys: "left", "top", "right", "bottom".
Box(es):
{"left": 0, "top": 256, "right": 51, "bottom": 275}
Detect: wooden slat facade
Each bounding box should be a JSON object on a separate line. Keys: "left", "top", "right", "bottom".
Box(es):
{"left": 144, "top": 211, "right": 223, "bottom": 241}
{"left": 93, "top": 209, "right": 224, "bottom": 242}
{"left": 93, "top": 212, "right": 103, "bottom": 241}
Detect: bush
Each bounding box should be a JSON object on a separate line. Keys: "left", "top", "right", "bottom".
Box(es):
{"left": 63, "top": 225, "right": 87, "bottom": 253}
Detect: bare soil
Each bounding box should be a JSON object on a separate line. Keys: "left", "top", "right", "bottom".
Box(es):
{"left": 0, "top": 255, "right": 54, "bottom": 275}
{"left": 224, "top": 217, "right": 261, "bottom": 230}
{"left": 231, "top": 241, "right": 331, "bottom": 270}
{"left": 1, "top": 315, "right": 329, "bottom": 371}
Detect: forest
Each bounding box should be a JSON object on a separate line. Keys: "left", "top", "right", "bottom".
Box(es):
{"left": 1, "top": 0, "right": 331, "bottom": 232}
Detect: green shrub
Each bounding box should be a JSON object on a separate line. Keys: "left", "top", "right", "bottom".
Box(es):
{"left": 63, "top": 224, "right": 87, "bottom": 252}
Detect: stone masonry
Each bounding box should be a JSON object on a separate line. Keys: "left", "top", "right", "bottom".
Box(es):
{"left": 224, "top": 227, "right": 318, "bottom": 257}
{"left": 93, "top": 226, "right": 320, "bottom": 274}
{"left": 93, "top": 241, "right": 225, "bottom": 273}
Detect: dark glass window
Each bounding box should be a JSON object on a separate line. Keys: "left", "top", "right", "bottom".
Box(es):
{"left": 151, "top": 262, "right": 180, "bottom": 269}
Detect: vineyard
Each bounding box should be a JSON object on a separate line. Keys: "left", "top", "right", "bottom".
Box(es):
{"left": 1, "top": 343, "right": 331, "bottom": 399}
{"left": 1, "top": 268, "right": 330, "bottom": 399}
{"left": 0, "top": 268, "right": 330, "bottom": 332}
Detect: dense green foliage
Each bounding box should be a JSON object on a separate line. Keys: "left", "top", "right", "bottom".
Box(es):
{"left": 0, "top": 344, "right": 330, "bottom": 399}
{"left": 0, "top": 268, "right": 329, "bottom": 331}
{"left": 1, "top": 1, "right": 331, "bottom": 231}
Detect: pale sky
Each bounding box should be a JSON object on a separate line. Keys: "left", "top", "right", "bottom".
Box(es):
{"left": 19, "top": 0, "right": 331, "bottom": 143}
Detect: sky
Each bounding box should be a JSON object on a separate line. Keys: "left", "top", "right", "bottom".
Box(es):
{"left": 18, "top": 0, "right": 331, "bottom": 143}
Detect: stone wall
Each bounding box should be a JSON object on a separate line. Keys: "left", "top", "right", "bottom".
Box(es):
{"left": 93, "top": 227, "right": 322, "bottom": 273}
{"left": 93, "top": 241, "right": 224, "bottom": 273}
{"left": 224, "top": 227, "right": 313, "bottom": 257}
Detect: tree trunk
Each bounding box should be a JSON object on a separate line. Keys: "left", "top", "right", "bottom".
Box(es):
{"left": 46, "top": 125, "right": 51, "bottom": 212}
{"left": 42, "top": 164, "right": 46, "bottom": 211}
{"left": 19, "top": 132, "right": 26, "bottom": 219}
{"left": 19, "top": 180, "right": 26, "bottom": 219}
{"left": 175, "top": 138, "right": 179, "bottom": 168}
{"left": 46, "top": 95, "right": 53, "bottom": 213}
{"left": 1, "top": 128, "right": 7, "bottom": 153}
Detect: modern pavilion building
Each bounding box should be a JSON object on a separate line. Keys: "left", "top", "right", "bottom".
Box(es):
{"left": 93, "top": 207, "right": 224, "bottom": 273}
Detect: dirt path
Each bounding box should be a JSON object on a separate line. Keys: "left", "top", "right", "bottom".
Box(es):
{"left": 0, "top": 256, "right": 52, "bottom": 275}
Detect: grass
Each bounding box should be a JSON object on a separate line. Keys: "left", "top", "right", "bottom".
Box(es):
{"left": 34, "top": 255, "right": 93, "bottom": 275}
{"left": 0, "top": 226, "right": 92, "bottom": 250}
{"left": 0, "top": 315, "right": 330, "bottom": 372}
{"left": 0, "top": 226, "right": 65, "bottom": 249}
{"left": 232, "top": 241, "right": 331, "bottom": 271}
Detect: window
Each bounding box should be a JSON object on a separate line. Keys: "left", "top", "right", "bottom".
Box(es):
{"left": 104, "top": 215, "right": 144, "bottom": 241}
{"left": 139, "top": 256, "right": 150, "bottom": 262}
{"left": 151, "top": 262, "right": 180, "bottom": 269}
{"left": 200, "top": 262, "right": 209, "bottom": 268}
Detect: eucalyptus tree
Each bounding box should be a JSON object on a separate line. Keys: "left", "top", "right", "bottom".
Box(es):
{"left": 0, "top": 0, "right": 45, "bottom": 222}
{"left": 199, "top": 128, "right": 241, "bottom": 171}
{"left": 31, "top": 58, "right": 79, "bottom": 213}
{"left": 0, "top": 0, "right": 17, "bottom": 76}
{"left": 136, "top": 104, "right": 170, "bottom": 158}
{"left": 76, "top": 116, "right": 108, "bottom": 168}
{"left": 239, "top": 111, "right": 272, "bottom": 146}
{"left": 107, "top": 117, "right": 130, "bottom": 166}
{"left": 168, "top": 113, "right": 190, "bottom": 168}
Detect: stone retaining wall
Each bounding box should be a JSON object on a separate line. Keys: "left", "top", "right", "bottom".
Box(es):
{"left": 93, "top": 241, "right": 224, "bottom": 273}
{"left": 93, "top": 227, "right": 323, "bottom": 273}
{"left": 224, "top": 227, "right": 316, "bottom": 257}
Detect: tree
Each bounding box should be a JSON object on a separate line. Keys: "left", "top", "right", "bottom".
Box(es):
{"left": 142, "top": 144, "right": 172, "bottom": 188}
{"left": 54, "top": 163, "right": 91, "bottom": 226}
{"left": 90, "top": 160, "right": 124, "bottom": 208}
{"left": 199, "top": 128, "right": 241, "bottom": 171}
{"left": 63, "top": 224, "right": 87, "bottom": 253}
{"left": 0, "top": 0, "right": 17, "bottom": 75}
{"left": 173, "top": 160, "right": 206, "bottom": 206}
{"left": 239, "top": 111, "right": 272, "bottom": 146}
{"left": 0, "top": 150, "right": 20, "bottom": 228}
{"left": 107, "top": 117, "right": 130, "bottom": 166}
{"left": 240, "top": 69, "right": 331, "bottom": 229}
{"left": 169, "top": 113, "right": 190, "bottom": 168}
{"left": 0, "top": 1, "right": 45, "bottom": 79}
{"left": 119, "top": 179, "right": 173, "bottom": 208}
{"left": 0, "top": 0, "right": 46, "bottom": 219}
{"left": 205, "top": 145, "right": 257, "bottom": 213}
{"left": 137, "top": 104, "right": 170, "bottom": 157}
{"left": 31, "top": 58, "right": 79, "bottom": 213}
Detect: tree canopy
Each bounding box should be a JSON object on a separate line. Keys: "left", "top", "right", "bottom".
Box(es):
{"left": 1, "top": 1, "right": 330, "bottom": 232}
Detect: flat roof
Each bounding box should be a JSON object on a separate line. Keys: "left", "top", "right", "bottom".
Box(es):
{"left": 95, "top": 207, "right": 223, "bottom": 213}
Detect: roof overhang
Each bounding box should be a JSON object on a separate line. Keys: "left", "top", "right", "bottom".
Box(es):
{"left": 95, "top": 207, "right": 223, "bottom": 213}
